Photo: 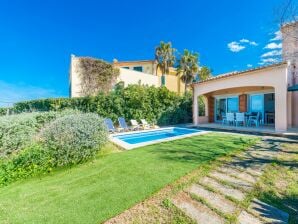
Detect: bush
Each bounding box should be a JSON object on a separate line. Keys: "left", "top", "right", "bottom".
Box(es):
{"left": 0, "top": 108, "right": 10, "bottom": 116}
{"left": 0, "top": 144, "right": 53, "bottom": 186}
{"left": 0, "top": 110, "right": 78, "bottom": 158}
{"left": 40, "top": 113, "right": 108, "bottom": 166}
{"left": 12, "top": 85, "right": 193, "bottom": 125}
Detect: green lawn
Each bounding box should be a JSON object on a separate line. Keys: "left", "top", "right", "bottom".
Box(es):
{"left": 0, "top": 133, "right": 256, "bottom": 224}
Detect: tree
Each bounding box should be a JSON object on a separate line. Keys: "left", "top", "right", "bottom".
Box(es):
{"left": 198, "top": 66, "right": 212, "bottom": 81}
{"left": 155, "top": 41, "right": 176, "bottom": 86}
{"left": 176, "top": 49, "right": 199, "bottom": 94}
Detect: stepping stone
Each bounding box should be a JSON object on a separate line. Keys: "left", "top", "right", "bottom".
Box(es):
{"left": 248, "top": 199, "right": 289, "bottom": 224}
{"left": 238, "top": 210, "right": 264, "bottom": 224}
{"left": 209, "top": 171, "right": 253, "bottom": 191}
{"left": 188, "top": 184, "right": 237, "bottom": 214}
{"left": 230, "top": 158, "right": 265, "bottom": 173}
{"left": 225, "top": 164, "right": 263, "bottom": 177}
{"left": 217, "top": 166, "right": 257, "bottom": 184}
{"left": 172, "top": 192, "right": 225, "bottom": 224}
{"left": 199, "top": 177, "right": 245, "bottom": 201}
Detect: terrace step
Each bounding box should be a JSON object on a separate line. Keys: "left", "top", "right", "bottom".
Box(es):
{"left": 188, "top": 184, "right": 237, "bottom": 215}
{"left": 248, "top": 198, "right": 289, "bottom": 224}
{"left": 199, "top": 176, "right": 245, "bottom": 201}
{"left": 209, "top": 171, "right": 253, "bottom": 191}
{"left": 172, "top": 192, "right": 225, "bottom": 224}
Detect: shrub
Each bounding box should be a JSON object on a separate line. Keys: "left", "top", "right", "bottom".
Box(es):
{"left": 13, "top": 85, "right": 193, "bottom": 125}
{"left": 0, "top": 110, "right": 78, "bottom": 158}
{"left": 40, "top": 113, "right": 108, "bottom": 166}
{"left": 0, "top": 144, "right": 53, "bottom": 186}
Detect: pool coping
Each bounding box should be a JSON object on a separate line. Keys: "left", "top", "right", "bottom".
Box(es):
{"left": 109, "top": 127, "right": 210, "bottom": 150}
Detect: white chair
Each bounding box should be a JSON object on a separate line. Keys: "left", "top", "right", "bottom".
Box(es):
{"left": 130, "top": 119, "right": 140, "bottom": 130}
{"left": 140, "top": 119, "right": 151, "bottom": 129}
{"left": 221, "top": 113, "right": 227, "bottom": 125}
{"left": 235, "top": 113, "right": 245, "bottom": 126}
{"left": 248, "top": 112, "right": 262, "bottom": 127}
{"left": 226, "top": 113, "right": 235, "bottom": 126}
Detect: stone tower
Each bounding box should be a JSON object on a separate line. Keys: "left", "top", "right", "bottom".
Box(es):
{"left": 281, "top": 21, "right": 298, "bottom": 85}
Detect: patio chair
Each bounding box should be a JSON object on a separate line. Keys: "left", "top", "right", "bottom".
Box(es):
{"left": 130, "top": 119, "right": 140, "bottom": 130}
{"left": 118, "top": 117, "right": 130, "bottom": 131}
{"left": 235, "top": 113, "right": 245, "bottom": 126}
{"left": 221, "top": 113, "right": 227, "bottom": 125}
{"left": 140, "top": 119, "right": 151, "bottom": 129}
{"left": 226, "top": 113, "right": 235, "bottom": 126}
{"left": 104, "top": 118, "right": 116, "bottom": 133}
{"left": 248, "top": 112, "right": 262, "bottom": 127}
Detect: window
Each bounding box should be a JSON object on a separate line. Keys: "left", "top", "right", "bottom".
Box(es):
{"left": 122, "top": 66, "right": 129, "bottom": 69}
{"left": 250, "top": 94, "right": 263, "bottom": 112}
{"left": 133, "top": 66, "right": 143, "bottom": 72}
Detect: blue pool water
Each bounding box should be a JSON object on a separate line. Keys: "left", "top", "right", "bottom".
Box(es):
{"left": 115, "top": 127, "right": 201, "bottom": 145}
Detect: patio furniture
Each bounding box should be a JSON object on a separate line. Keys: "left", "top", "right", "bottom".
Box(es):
{"left": 104, "top": 118, "right": 116, "bottom": 133}
{"left": 226, "top": 113, "right": 235, "bottom": 126}
{"left": 221, "top": 113, "right": 227, "bottom": 125}
{"left": 140, "top": 119, "right": 151, "bottom": 129}
{"left": 265, "top": 112, "right": 275, "bottom": 124}
{"left": 235, "top": 113, "right": 245, "bottom": 126}
{"left": 248, "top": 112, "right": 262, "bottom": 127}
{"left": 118, "top": 117, "right": 130, "bottom": 131}
{"left": 130, "top": 119, "right": 140, "bottom": 130}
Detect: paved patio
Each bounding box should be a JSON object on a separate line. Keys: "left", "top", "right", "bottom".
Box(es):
{"left": 190, "top": 123, "right": 298, "bottom": 139}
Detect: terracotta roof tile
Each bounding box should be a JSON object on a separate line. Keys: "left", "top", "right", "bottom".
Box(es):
{"left": 193, "top": 62, "right": 288, "bottom": 85}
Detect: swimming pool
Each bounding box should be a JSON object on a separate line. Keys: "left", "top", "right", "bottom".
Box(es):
{"left": 110, "top": 127, "right": 208, "bottom": 149}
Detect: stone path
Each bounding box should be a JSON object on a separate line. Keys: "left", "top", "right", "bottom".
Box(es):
{"left": 171, "top": 137, "right": 290, "bottom": 224}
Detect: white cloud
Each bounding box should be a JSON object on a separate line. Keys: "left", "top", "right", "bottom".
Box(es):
{"left": 258, "top": 58, "right": 280, "bottom": 65}
{"left": 240, "top": 39, "right": 249, "bottom": 43}
{"left": 240, "top": 39, "right": 258, "bottom": 46}
{"left": 264, "top": 42, "right": 282, "bottom": 49}
{"left": 228, "top": 38, "right": 258, "bottom": 52}
{"left": 261, "top": 50, "right": 282, "bottom": 58}
{"left": 247, "top": 64, "right": 253, "bottom": 68}
{"left": 228, "top": 41, "right": 245, "bottom": 52}
{"left": 0, "top": 81, "right": 60, "bottom": 107}
{"left": 270, "top": 31, "right": 282, "bottom": 41}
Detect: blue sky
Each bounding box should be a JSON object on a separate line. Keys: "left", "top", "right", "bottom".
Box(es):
{"left": 0, "top": 0, "right": 287, "bottom": 105}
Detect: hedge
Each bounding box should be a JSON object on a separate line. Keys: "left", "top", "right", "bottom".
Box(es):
{"left": 12, "top": 85, "right": 193, "bottom": 125}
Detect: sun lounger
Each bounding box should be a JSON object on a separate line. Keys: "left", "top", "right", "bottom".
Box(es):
{"left": 130, "top": 119, "right": 140, "bottom": 130}
{"left": 140, "top": 119, "right": 151, "bottom": 129}
{"left": 118, "top": 117, "right": 130, "bottom": 131}
{"left": 104, "top": 118, "right": 116, "bottom": 133}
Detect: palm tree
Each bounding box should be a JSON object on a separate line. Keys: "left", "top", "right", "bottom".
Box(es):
{"left": 176, "top": 49, "right": 199, "bottom": 94}
{"left": 198, "top": 66, "right": 212, "bottom": 81}
{"left": 155, "top": 41, "right": 176, "bottom": 86}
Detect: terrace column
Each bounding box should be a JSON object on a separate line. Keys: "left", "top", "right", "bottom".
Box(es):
{"left": 274, "top": 86, "right": 288, "bottom": 132}
{"left": 193, "top": 87, "right": 199, "bottom": 125}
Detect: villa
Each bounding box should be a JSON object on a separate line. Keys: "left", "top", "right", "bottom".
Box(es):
{"left": 193, "top": 21, "right": 298, "bottom": 132}
{"left": 69, "top": 56, "right": 184, "bottom": 97}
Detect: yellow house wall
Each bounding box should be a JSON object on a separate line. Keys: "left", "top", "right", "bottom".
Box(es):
{"left": 115, "top": 62, "right": 155, "bottom": 75}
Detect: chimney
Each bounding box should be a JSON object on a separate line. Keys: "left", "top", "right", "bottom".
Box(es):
{"left": 281, "top": 21, "right": 298, "bottom": 84}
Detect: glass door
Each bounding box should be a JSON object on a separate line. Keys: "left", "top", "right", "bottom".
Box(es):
{"left": 227, "top": 97, "right": 239, "bottom": 113}
{"left": 249, "top": 94, "right": 264, "bottom": 121}
{"left": 215, "top": 96, "right": 239, "bottom": 122}
{"left": 215, "top": 98, "right": 226, "bottom": 122}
